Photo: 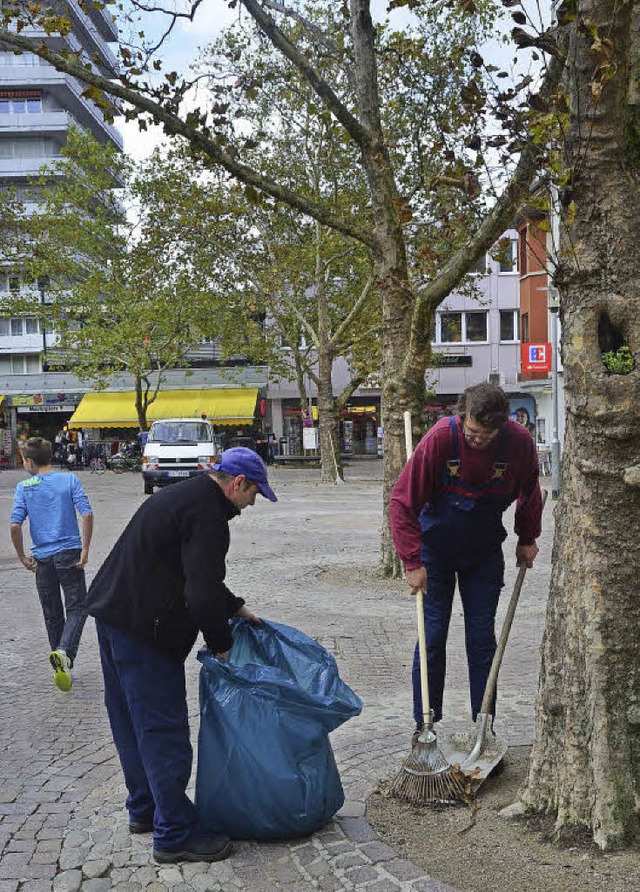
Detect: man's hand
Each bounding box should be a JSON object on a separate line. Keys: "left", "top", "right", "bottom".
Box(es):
{"left": 75, "top": 549, "right": 89, "bottom": 569}
{"left": 19, "top": 554, "right": 37, "bottom": 572}
{"left": 236, "top": 604, "right": 262, "bottom": 624}
{"left": 516, "top": 543, "right": 539, "bottom": 568}
{"left": 406, "top": 566, "right": 427, "bottom": 596}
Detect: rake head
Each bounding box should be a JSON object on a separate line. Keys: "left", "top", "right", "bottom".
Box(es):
{"left": 389, "top": 736, "right": 471, "bottom": 806}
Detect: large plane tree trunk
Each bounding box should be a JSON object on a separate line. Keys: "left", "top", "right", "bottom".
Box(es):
{"left": 520, "top": 0, "right": 640, "bottom": 848}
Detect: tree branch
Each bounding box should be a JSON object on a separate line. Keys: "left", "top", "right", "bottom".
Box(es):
{"left": 0, "top": 29, "right": 375, "bottom": 249}
{"left": 239, "top": 0, "right": 369, "bottom": 147}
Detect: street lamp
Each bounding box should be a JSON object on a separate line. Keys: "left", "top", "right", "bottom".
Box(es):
{"left": 37, "top": 276, "right": 49, "bottom": 371}
{"left": 548, "top": 286, "right": 561, "bottom": 499}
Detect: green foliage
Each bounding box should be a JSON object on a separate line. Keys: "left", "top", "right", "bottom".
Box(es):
{"left": 602, "top": 345, "right": 634, "bottom": 375}
{"left": 4, "top": 129, "right": 223, "bottom": 426}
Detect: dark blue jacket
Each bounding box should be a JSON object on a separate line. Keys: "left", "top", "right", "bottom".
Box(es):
{"left": 87, "top": 474, "right": 244, "bottom": 661}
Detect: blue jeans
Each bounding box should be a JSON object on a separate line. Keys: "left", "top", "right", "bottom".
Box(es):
{"left": 35, "top": 548, "right": 87, "bottom": 662}
{"left": 96, "top": 621, "right": 197, "bottom": 851}
{"left": 412, "top": 547, "right": 504, "bottom": 723}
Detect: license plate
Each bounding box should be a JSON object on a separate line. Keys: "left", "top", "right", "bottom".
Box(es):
{"left": 168, "top": 470, "right": 191, "bottom": 477}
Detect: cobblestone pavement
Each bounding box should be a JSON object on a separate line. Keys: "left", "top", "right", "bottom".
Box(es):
{"left": 0, "top": 462, "right": 553, "bottom": 891}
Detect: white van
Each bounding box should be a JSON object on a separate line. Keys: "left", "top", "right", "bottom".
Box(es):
{"left": 142, "top": 418, "right": 219, "bottom": 495}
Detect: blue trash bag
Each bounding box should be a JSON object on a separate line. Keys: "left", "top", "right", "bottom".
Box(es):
{"left": 195, "top": 618, "right": 362, "bottom": 840}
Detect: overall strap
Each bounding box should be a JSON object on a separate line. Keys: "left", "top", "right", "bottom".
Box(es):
{"left": 491, "top": 425, "right": 509, "bottom": 480}
{"left": 445, "top": 416, "right": 461, "bottom": 479}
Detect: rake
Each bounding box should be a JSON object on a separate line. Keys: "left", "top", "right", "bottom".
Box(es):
{"left": 390, "top": 588, "right": 469, "bottom": 804}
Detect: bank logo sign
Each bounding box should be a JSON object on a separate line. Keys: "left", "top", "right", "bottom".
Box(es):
{"left": 521, "top": 342, "right": 552, "bottom": 373}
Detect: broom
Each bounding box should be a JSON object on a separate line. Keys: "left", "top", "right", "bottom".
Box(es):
{"left": 389, "top": 412, "right": 468, "bottom": 805}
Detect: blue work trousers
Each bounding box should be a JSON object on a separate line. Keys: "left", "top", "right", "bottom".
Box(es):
{"left": 96, "top": 621, "right": 197, "bottom": 851}
{"left": 412, "top": 547, "right": 504, "bottom": 724}
{"left": 35, "top": 548, "right": 87, "bottom": 662}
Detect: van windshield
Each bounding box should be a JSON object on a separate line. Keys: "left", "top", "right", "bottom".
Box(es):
{"left": 148, "top": 421, "right": 213, "bottom": 445}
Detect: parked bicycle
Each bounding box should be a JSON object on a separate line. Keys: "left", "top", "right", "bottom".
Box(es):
{"left": 90, "top": 456, "right": 107, "bottom": 475}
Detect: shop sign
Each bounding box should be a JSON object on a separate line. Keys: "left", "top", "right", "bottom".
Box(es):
{"left": 8, "top": 393, "right": 83, "bottom": 407}
{"left": 434, "top": 354, "right": 473, "bottom": 367}
{"left": 18, "top": 405, "right": 75, "bottom": 413}
{"left": 521, "top": 343, "right": 552, "bottom": 373}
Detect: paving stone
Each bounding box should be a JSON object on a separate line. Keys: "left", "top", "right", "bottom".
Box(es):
{"left": 0, "top": 882, "right": 19, "bottom": 892}
{"left": 82, "top": 881, "right": 112, "bottom": 892}
{"left": 53, "top": 870, "right": 82, "bottom": 892}
{"left": 82, "top": 860, "right": 111, "bottom": 879}
{"left": 157, "top": 867, "right": 183, "bottom": 885}
{"left": 19, "top": 882, "right": 55, "bottom": 892}
{"left": 343, "top": 864, "right": 380, "bottom": 884}
{"left": 336, "top": 817, "right": 377, "bottom": 843}
{"left": 316, "top": 876, "right": 344, "bottom": 891}
{"left": 358, "top": 841, "right": 398, "bottom": 863}
{"left": 384, "top": 858, "right": 426, "bottom": 881}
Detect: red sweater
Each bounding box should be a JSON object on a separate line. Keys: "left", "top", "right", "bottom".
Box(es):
{"left": 390, "top": 416, "right": 542, "bottom": 570}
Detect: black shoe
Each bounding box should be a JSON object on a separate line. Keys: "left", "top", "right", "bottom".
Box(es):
{"left": 153, "top": 834, "right": 232, "bottom": 864}
{"left": 129, "top": 819, "right": 154, "bottom": 834}
{"left": 411, "top": 722, "right": 424, "bottom": 747}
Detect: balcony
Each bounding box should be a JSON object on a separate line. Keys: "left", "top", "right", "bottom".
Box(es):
{"left": 0, "top": 67, "right": 123, "bottom": 149}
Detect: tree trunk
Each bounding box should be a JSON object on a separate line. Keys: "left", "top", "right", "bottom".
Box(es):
{"left": 316, "top": 347, "right": 343, "bottom": 483}
{"left": 349, "top": 0, "right": 430, "bottom": 577}
{"left": 134, "top": 376, "right": 148, "bottom": 431}
{"left": 520, "top": 1, "right": 640, "bottom": 848}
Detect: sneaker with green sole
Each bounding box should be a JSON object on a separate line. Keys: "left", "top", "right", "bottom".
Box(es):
{"left": 49, "top": 650, "right": 72, "bottom": 692}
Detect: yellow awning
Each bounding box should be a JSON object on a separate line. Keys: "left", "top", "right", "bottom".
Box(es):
{"left": 68, "top": 389, "right": 259, "bottom": 429}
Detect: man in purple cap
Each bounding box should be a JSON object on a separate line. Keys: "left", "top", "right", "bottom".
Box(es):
{"left": 86, "top": 447, "right": 277, "bottom": 864}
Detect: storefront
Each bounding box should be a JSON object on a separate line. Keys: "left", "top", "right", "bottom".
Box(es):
{"left": 280, "top": 399, "right": 381, "bottom": 457}
{"left": 340, "top": 403, "right": 379, "bottom": 455}
{"left": 4, "top": 392, "right": 83, "bottom": 468}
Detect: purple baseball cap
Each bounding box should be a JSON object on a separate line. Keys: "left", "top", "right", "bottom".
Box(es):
{"left": 212, "top": 447, "right": 277, "bottom": 502}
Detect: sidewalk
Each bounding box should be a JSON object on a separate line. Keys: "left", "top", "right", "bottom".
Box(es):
{"left": 0, "top": 464, "right": 553, "bottom": 891}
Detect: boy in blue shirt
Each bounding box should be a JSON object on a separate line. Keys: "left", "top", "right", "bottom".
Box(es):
{"left": 10, "top": 437, "right": 93, "bottom": 691}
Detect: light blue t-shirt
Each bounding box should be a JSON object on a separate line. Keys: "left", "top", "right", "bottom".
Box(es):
{"left": 10, "top": 471, "right": 92, "bottom": 559}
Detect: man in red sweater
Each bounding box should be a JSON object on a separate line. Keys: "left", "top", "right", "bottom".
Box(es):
{"left": 390, "top": 383, "right": 542, "bottom": 740}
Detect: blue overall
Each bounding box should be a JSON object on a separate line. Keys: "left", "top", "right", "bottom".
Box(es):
{"left": 412, "top": 417, "right": 510, "bottom": 724}
{"left": 96, "top": 621, "right": 197, "bottom": 852}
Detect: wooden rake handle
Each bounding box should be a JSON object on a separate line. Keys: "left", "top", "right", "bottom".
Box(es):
{"left": 403, "top": 411, "right": 432, "bottom": 722}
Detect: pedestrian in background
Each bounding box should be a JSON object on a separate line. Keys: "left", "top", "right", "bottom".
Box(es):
{"left": 86, "top": 447, "right": 277, "bottom": 865}
{"left": 390, "top": 383, "right": 542, "bottom": 742}
{"left": 9, "top": 436, "right": 93, "bottom": 692}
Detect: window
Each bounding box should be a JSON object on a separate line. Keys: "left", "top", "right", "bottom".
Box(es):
{"left": 9, "top": 275, "right": 20, "bottom": 293}
{"left": 521, "top": 312, "right": 530, "bottom": 343}
{"left": 25, "top": 317, "right": 39, "bottom": 334}
{"left": 9, "top": 353, "right": 40, "bottom": 373}
{"left": 0, "top": 94, "right": 41, "bottom": 113}
{"left": 0, "top": 357, "right": 10, "bottom": 373}
{"left": 0, "top": 319, "right": 9, "bottom": 336}
{"left": 441, "top": 313, "right": 462, "bottom": 343}
{"left": 10, "top": 318, "right": 22, "bottom": 336}
{"left": 500, "top": 309, "right": 520, "bottom": 342}
{"left": 466, "top": 312, "right": 488, "bottom": 342}
{"left": 499, "top": 238, "right": 519, "bottom": 273}
{"left": 434, "top": 311, "right": 489, "bottom": 344}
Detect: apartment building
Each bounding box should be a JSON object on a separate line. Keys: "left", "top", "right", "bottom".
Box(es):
{"left": 0, "top": 1, "right": 123, "bottom": 456}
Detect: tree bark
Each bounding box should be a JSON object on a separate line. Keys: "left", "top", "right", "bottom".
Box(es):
{"left": 520, "top": 0, "right": 640, "bottom": 848}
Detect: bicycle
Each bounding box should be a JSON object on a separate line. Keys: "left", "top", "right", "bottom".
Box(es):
{"left": 90, "top": 457, "right": 107, "bottom": 475}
